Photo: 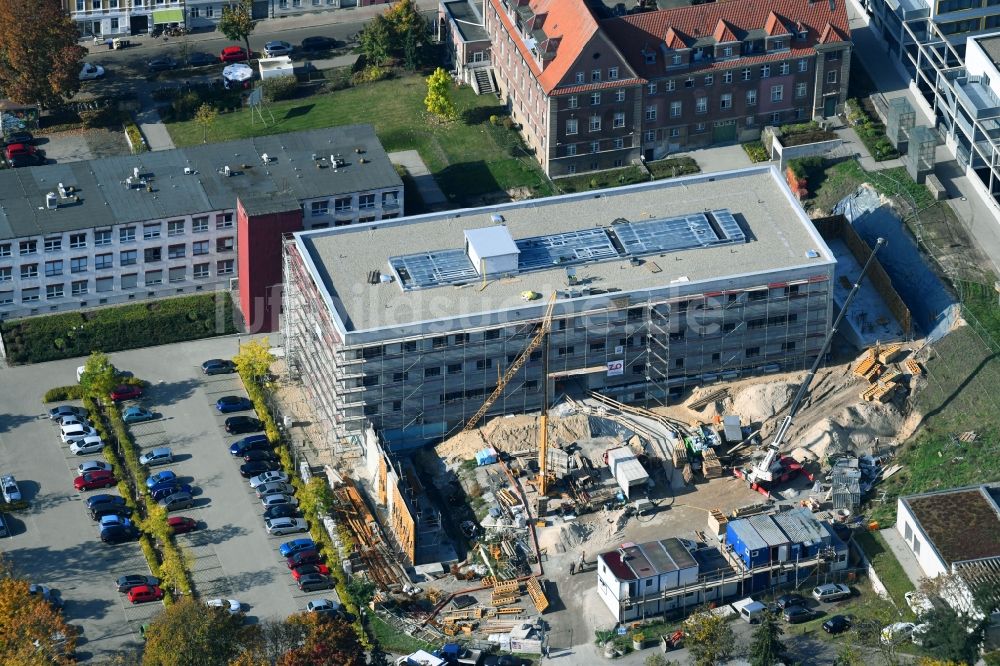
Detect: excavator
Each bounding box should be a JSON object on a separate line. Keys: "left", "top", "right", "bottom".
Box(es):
{"left": 736, "top": 238, "right": 886, "bottom": 496}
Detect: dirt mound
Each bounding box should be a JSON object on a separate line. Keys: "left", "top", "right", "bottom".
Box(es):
{"left": 435, "top": 413, "right": 591, "bottom": 462}
{"left": 727, "top": 381, "right": 797, "bottom": 425}
{"left": 794, "top": 401, "right": 903, "bottom": 461}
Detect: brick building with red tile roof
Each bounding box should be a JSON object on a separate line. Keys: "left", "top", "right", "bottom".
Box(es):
{"left": 484, "top": 0, "right": 851, "bottom": 177}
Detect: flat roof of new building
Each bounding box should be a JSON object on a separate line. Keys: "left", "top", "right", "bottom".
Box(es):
{"left": 902, "top": 484, "right": 1000, "bottom": 566}
{"left": 975, "top": 33, "right": 1000, "bottom": 70}
{"left": 297, "top": 166, "right": 835, "bottom": 339}
{"left": 443, "top": 0, "right": 489, "bottom": 42}
{"left": 0, "top": 125, "right": 400, "bottom": 241}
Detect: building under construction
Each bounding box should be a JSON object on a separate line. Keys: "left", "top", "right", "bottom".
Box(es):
{"left": 282, "top": 165, "right": 836, "bottom": 450}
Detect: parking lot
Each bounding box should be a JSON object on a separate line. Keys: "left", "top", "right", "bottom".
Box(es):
{"left": 0, "top": 336, "right": 336, "bottom": 659}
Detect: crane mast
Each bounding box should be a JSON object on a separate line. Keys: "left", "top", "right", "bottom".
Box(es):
{"left": 746, "top": 237, "right": 886, "bottom": 485}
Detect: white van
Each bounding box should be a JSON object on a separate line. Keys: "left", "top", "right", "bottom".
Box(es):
{"left": 732, "top": 597, "right": 766, "bottom": 624}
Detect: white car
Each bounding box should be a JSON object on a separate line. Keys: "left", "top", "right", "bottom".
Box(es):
{"left": 1, "top": 475, "right": 21, "bottom": 503}
{"left": 261, "top": 493, "right": 298, "bottom": 509}
{"left": 905, "top": 590, "right": 935, "bottom": 617}
{"left": 206, "top": 598, "right": 242, "bottom": 614}
{"left": 306, "top": 598, "right": 341, "bottom": 614}
{"left": 79, "top": 63, "right": 105, "bottom": 80}
{"left": 265, "top": 517, "right": 308, "bottom": 536}
{"left": 78, "top": 460, "right": 113, "bottom": 475}
{"left": 249, "top": 470, "right": 289, "bottom": 489}
{"left": 57, "top": 415, "right": 92, "bottom": 428}
{"left": 70, "top": 435, "right": 105, "bottom": 456}
{"left": 61, "top": 424, "right": 97, "bottom": 443}
{"left": 911, "top": 623, "right": 931, "bottom": 646}
{"left": 881, "top": 622, "right": 916, "bottom": 644}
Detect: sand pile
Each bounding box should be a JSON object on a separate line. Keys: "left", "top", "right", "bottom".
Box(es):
{"left": 727, "top": 381, "right": 797, "bottom": 425}
{"left": 792, "top": 401, "right": 903, "bottom": 461}
{"left": 435, "top": 412, "right": 591, "bottom": 462}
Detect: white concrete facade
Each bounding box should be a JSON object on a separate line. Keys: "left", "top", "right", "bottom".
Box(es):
{"left": 895, "top": 495, "right": 949, "bottom": 578}
{"left": 66, "top": 0, "right": 185, "bottom": 37}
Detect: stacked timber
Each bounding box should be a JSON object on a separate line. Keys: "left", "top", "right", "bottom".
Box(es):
{"left": 701, "top": 449, "right": 722, "bottom": 478}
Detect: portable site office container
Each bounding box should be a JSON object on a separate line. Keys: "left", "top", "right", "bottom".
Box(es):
{"left": 772, "top": 508, "right": 830, "bottom": 560}
{"left": 746, "top": 514, "right": 791, "bottom": 563}
{"left": 726, "top": 519, "right": 770, "bottom": 569}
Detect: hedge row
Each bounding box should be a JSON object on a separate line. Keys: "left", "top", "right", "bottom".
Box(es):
{"left": 1, "top": 293, "right": 235, "bottom": 364}
{"left": 236, "top": 364, "right": 369, "bottom": 646}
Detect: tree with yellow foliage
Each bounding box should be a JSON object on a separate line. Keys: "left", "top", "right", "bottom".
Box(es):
{"left": 0, "top": 556, "right": 75, "bottom": 665}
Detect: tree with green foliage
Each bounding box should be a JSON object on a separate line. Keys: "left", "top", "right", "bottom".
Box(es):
{"left": 218, "top": 0, "right": 255, "bottom": 60}
{"left": 78, "top": 351, "right": 118, "bottom": 399}
{"left": 644, "top": 655, "right": 680, "bottom": 666}
{"left": 920, "top": 603, "right": 986, "bottom": 666}
{"left": 683, "top": 609, "right": 735, "bottom": 666}
{"left": 749, "top": 610, "right": 786, "bottom": 666}
{"left": 832, "top": 643, "right": 864, "bottom": 666}
{"left": 234, "top": 337, "right": 275, "bottom": 384}
{"left": 278, "top": 614, "right": 364, "bottom": 666}
{"left": 142, "top": 597, "right": 254, "bottom": 666}
{"left": 345, "top": 577, "right": 376, "bottom": 607}
{"left": 425, "top": 67, "right": 456, "bottom": 120}
{"left": 194, "top": 103, "right": 217, "bottom": 144}
{"left": 359, "top": 14, "right": 392, "bottom": 67}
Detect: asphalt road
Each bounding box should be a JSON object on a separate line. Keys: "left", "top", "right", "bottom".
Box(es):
{"left": 0, "top": 335, "right": 333, "bottom": 660}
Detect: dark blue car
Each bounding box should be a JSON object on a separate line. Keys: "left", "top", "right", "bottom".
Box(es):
{"left": 230, "top": 434, "right": 270, "bottom": 456}
{"left": 86, "top": 494, "right": 125, "bottom": 509}
{"left": 145, "top": 470, "right": 177, "bottom": 489}
{"left": 216, "top": 396, "right": 253, "bottom": 413}
{"left": 279, "top": 538, "right": 315, "bottom": 558}
{"left": 150, "top": 483, "right": 192, "bottom": 501}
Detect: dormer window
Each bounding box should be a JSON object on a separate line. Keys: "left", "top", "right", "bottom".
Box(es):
{"left": 672, "top": 53, "right": 682, "bottom": 65}
{"left": 772, "top": 39, "right": 785, "bottom": 50}
{"left": 723, "top": 46, "right": 733, "bottom": 57}
{"left": 609, "top": 66, "right": 619, "bottom": 80}
{"left": 798, "top": 29, "right": 808, "bottom": 40}
{"left": 645, "top": 51, "right": 656, "bottom": 64}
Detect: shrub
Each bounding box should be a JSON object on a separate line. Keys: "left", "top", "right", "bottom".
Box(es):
{"left": 43, "top": 385, "right": 85, "bottom": 403}
{"left": 647, "top": 156, "right": 701, "bottom": 180}
{"left": 124, "top": 121, "right": 147, "bottom": 154}
{"left": 171, "top": 90, "right": 203, "bottom": 122}
{"left": 3, "top": 293, "right": 235, "bottom": 364}
{"left": 501, "top": 116, "right": 514, "bottom": 130}
{"left": 489, "top": 114, "right": 499, "bottom": 126}
{"left": 742, "top": 141, "right": 769, "bottom": 163}
{"left": 262, "top": 76, "right": 298, "bottom": 102}
{"left": 351, "top": 65, "right": 391, "bottom": 85}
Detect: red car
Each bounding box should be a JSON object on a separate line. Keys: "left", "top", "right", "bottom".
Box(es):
{"left": 74, "top": 469, "right": 116, "bottom": 491}
{"left": 110, "top": 385, "right": 142, "bottom": 401}
{"left": 127, "top": 584, "right": 164, "bottom": 604}
{"left": 167, "top": 516, "right": 199, "bottom": 534}
{"left": 285, "top": 550, "right": 320, "bottom": 569}
{"left": 4, "top": 143, "right": 37, "bottom": 160}
{"left": 220, "top": 46, "right": 248, "bottom": 62}
{"left": 291, "top": 563, "right": 330, "bottom": 581}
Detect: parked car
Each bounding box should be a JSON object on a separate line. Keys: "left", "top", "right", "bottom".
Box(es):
{"left": 7, "top": 152, "right": 44, "bottom": 168}
{"left": 783, "top": 606, "right": 815, "bottom": 624}
{"left": 0, "top": 513, "right": 8, "bottom": 538}
{"left": 48, "top": 405, "right": 86, "bottom": 421}
{"left": 101, "top": 524, "right": 139, "bottom": 544}
{"left": 79, "top": 63, "right": 105, "bottom": 80}
{"left": 139, "top": 447, "right": 173, "bottom": 467}
{"left": 1, "top": 475, "right": 21, "bottom": 503}
{"left": 230, "top": 434, "right": 271, "bottom": 456}
{"left": 278, "top": 538, "right": 314, "bottom": 557}
{"left": 905, "top": 590, "right": 935, "bottom": 617}
{"left": 127, "top": 585, "right": 164, "bottom": 604}
{"left": 297, "top": 573, "right": 333, "bottom": 592}
{"left": 110, "top": 385, "right": 142, "bottom": 402}
{"left": 167, "top": 516, "right": 198, "bottom": 534}
{"left": 291, "top": 563, "right": 330, "bottom": 581}
{"left": 823, "top": 615, "right": 852, "bottom": 634}
{"left": 263, "top": 504, "right": 300, "bottom": 520}
{"left": 261, "top": 493, "right": 298, "bottom": 509}
{"left": 256, "top": 481, "right": 293, "bottom": 498}
{"left": 61, "top": 424, "right": 97, "bottom": 443}
{"left": 241, "top": 461, "right": 280, "bottom": 478}
{"left": 74, "top": 470, "right": 116, "bottom": 491}
{"left": 150, "top": 483, "right": 192, "bottom": 502}
{"left": 57, "top": 415, "right": 92, "bottom": 428}
{"left": 305, "top": 598, "right": 341, "bottom": 615}
{"left": 216, "top": 396, "right": 253, "bottom": 413}
{"left": 147, "top": 56, "right": 178, "bottom": 72}
{"left": 249, "top": 470, "right": 289, "bottom": 488}
{"left": 145, "top": 470, "right": 177, "bottom": 489}
{"left": 91, "top": 504, "right": 132, "bottom": 521}
{"left": 188, "top": 52, "right": 217, "bottom": 67}
{"left": 881, "top": 622, "right": 916, "bottom": 644}
{"left": 243, "top": 449, "right": 279, "bottom": 464}
{"left": 263, "top": 40, "right": 293, "bottom": 57}
{"left": 812, "top": 583, "right": 852, "bottom": 603}
{"left": 4, "top": 130, "right": 34, "bottom": 145}
{"left": 70, "top": 435, "right": 105, "bottom": 455}
{"left": 220, "top": 46, "right": 248, "bottom": 62}
{"left": 774, "top": 594, "right": 804, "bottom": 610}
{"left": 206, "top": 598, "right": 242, "bottom": 614}
{"left": 159, "top": 491, "right": 194, "bottom": 512}
{"left": 28, "top": 584, "right": 62, "bottom": 608}
{"left": 116, "top": 574, "right": 160, "bottom": 593}
{"left": 226, "top": 416, "right": 264, "bottom": 434}
{"left": 78, "top": 460, "right": 112, "bottom": 475}
{"left": 123, "top": 406, "right": 156, "bottom": 424}
{"left": 201, "top": 359, "right": 236, "bottom": 374}
{"left": 99, "top": 513, "right": 132, "bottom": 529}
{"left": 285, "top": 550, "right": 320, "bottom": 569}
{"left": 5, "top": 143, "right": 39, "bottom": 163}
{"left": 300, "top": 36, "right": 336, "bottom": 51}
{"left": 911, "top": 623, "right": 931, "bottom": 646}
{"left": 86, "top": 494, "right": 125, "bottom": 510}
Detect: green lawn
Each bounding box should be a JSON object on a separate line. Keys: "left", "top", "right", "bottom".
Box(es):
{"left": 369, "top": 615, "right": 435, "bottom": 655}
{"left": 165, "top": 74, "right": 552, "bottom": 206}
{"left": 853, "top": 532, "right": 916, "bottom": 610}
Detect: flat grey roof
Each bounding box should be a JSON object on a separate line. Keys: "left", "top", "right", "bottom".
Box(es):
{"left": 296, "top": 166, "right": 835, "bottom": 338}
{"left": 746, "top": 514, "right": 790, "bottom": 547}
{"left": 443, "top": 0, "right": 489, "bottom": 43}
{"left": 772, "top": 508, "right": 826, "bottom": 546}
{"left": 0, "top": 125, "right": 400, "bottom": 241}
{"left": 977, "top": 34, "right": 1000, "bottom": 69}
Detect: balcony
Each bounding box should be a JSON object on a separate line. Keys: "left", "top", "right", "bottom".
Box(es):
{"left": 954, "top": 75, "right": 1000, "bottom": 119}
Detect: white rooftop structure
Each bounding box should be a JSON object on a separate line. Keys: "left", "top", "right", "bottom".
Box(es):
{"left": 606, "top": 446, "right": 649, "bottom": 498}
{"left": 464, "top": 225, "right": 520, "bottom": 276}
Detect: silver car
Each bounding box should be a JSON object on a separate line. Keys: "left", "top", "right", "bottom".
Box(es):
{"left": 158, "top": 491, "right": 193, "bottom": 512}
{"left": 264, "top": 517, "right": 308, "bottom": 536}
{"left": 139, "top": 447, "right": 173, "bottom": 467}
{"left": 255, "top": 481, "right": 293, "bottom": 499}
{"left": 1, "top": 476, "right": 21, "bottom": 503}
{"left": 260, "top": 493, "right": 298, "bottom": 509}
{"left": 263, "top": 40, "right": 293, "bottom": 57}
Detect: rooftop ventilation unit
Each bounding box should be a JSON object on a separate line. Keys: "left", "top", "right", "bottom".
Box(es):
{"left": 46, "top": 192, "right": 58, "bottom": 210}
{"left": 491, "top": 213, "right": 505, "bottom": 224}
{"left": 464, "top": 226, "right": 519, "bottom": 277}
{"left": 261, "top": 153, "right": 270, "bottom": 163}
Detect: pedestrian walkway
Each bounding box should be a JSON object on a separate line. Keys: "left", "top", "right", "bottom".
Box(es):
{"left": 878, "top": 528, "right": 924, "bottom": 590}
{"left": 389, "top": 150, "right": 448, "bottom": 210}
{"left": 134, "top": 88, "right": 175, "bottom": 151}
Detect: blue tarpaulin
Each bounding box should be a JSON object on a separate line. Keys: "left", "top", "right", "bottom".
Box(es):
{"left": 475, "top": 447, "right": 498, "bottom": 465}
